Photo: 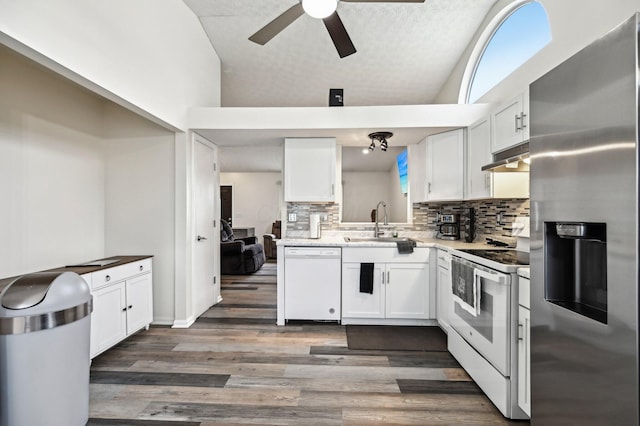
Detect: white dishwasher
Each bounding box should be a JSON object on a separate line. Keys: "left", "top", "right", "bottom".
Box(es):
{"left": 284, "top": 247, "right": 341, "bottom": 321}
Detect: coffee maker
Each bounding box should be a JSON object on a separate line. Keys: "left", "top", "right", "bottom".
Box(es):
{"left": 436, "top": 213, "right": 460, "bottom": 240}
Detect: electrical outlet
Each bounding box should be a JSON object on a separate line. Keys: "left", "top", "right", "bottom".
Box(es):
{"left": 288, "top": 213, "right": 297, "bottom": 222}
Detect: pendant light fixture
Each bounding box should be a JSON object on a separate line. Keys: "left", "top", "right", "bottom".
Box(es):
{"left": 302, "top": 0, "right": 338, "bottom": 19}
{"left": 368, "top": 131, "right": 393, "bottom": 152}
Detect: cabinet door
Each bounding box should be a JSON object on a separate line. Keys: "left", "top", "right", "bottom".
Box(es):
{"left": 517, "top": 306, "right": 531, "bottom": 416}
{"left": 90, "top": 282, "right": 127, "bottom": 358}
{"left": 385, "top": 263, "right": 430, "bottom": 319}
{"left": 408, "top": 140, "right": 427, "bottom": 203}
{"left": 436, "top": 263, "right": 452, "bottom": 331}
{"left": 125, "top": 273, "right": 153, "bottom": 335}
{"left": 491, "top": 89, "right": 529, "bottom": 153}
{"left": 466, "top": 117, "right": 492, "bottom": 200}
{"left": 284, "top": 138, "right": 336, "bottom": 202}
{"left": 426, "top": 129, "right": 465, "bottom": 201}
{"left": 341, "top": 263, "right": 385, "bottom": 318}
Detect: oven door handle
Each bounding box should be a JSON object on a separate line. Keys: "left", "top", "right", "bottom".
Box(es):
{"left": 473, "top": 268, "right": 508, "bottom": 286}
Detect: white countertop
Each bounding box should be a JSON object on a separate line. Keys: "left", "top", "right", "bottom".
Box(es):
{"left": 278, "top": 235, "right": 491, "bottom": 250}
{"left": 517, "top": 267, "right": 530, "bottom": 279}
{"left": 277, "top": 234, "right": 527, "bottom": 273}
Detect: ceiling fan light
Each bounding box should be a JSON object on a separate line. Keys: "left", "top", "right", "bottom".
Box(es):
{"left": 302, "top": 0, "right": 338, "bottom": 19}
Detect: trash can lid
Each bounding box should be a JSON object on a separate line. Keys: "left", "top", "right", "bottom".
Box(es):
{"left": 1, "top": 272, "right": 64, "bottom": 310}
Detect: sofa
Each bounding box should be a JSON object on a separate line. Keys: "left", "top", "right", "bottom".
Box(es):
{"left": 263, "top": 220, "right": 281, "bottom": 259}
{"left": 220, "top": 219, "right": 265, "bottom": 274}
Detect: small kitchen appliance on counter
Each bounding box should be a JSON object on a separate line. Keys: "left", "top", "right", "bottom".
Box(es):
{"left": 436, "top": 213, "right": 460, "bottom": 240}
{"left": 309, "top": 214, "right": 321, "bottom": 239}
{"left": 462, "top": 208, "right": 476, "bottom": 243}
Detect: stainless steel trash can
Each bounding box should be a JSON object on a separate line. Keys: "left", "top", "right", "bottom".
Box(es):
{"left": 0, "top": 271, "right": 92, "bottom": 426}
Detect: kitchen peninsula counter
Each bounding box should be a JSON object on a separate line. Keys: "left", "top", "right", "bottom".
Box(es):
{"left": 277, "top": 235, "right": 493, "bottom": 251}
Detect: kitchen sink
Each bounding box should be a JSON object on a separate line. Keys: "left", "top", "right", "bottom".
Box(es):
{"left": 343, "top": 237, "right": 419, "bottom": 243}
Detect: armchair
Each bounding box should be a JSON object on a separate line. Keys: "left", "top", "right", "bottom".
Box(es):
{"left": 220, "top": 219, "right": 265, "bottom": 274}
{"left": 263, "top": 220, "right": 282, "bottom": 259}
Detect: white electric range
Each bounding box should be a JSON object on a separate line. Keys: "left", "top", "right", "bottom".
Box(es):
{"left": 446, "top": 219, "right": 530, "bottom": 420}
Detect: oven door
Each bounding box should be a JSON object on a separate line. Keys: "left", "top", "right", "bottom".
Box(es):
{"left": 449, "top": 257, "right": 511, "bottom": 376}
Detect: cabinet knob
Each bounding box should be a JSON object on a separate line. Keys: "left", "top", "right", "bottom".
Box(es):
{"left": 105, "top": 275, "right": 111, "bottom": 282}
{"left": 122, "top": 307, "right": 127, "bottom": 312}
{"left": 139, "top": 265, "right": 144, "bottom": 271}
{"left": 128, "top": 305, "right": 133, "bottom": 310}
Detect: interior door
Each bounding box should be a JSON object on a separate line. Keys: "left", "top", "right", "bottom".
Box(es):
{"left": 220, "top": 185, "right": 232, "bottom": 225}
{"left": 193, "top": 137, "right": 218, "bottom": 317}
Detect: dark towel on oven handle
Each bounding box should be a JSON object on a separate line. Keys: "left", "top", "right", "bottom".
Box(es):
{"left": 451, "top": 258, "right": 479, "bottom": 316}
{"left": 359, "top": 263, "right": 374, "bottom": 294}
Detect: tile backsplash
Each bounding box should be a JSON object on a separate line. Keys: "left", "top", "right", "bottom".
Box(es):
{"left": 286, "top": 198, "right": 529, "bottom": 244}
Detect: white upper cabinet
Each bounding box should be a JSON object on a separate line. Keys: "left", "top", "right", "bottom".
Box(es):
{"left": 466, "top": 116, "right": 493, "bottom": 200}
{"left": 467, "top": 116, "right": 529, "bottom": 200}
{"left": 426, "top": 129, "right": 465, "bottom": 202}
{"left": 284, "top": 138, "right": 336, "bottom": 202}
{"left": 408, "top": 141, "right": 427, "bottom": 202}
{"left": 491, "top": 87, "right": 529, "bottom": 154}
{"left": 410, "top": 129, "right": 465, "bottom": 203}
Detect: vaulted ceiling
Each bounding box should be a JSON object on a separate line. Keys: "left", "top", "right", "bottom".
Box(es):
{"left": 182, "top": 0, "right": 499, "bottom": 171}
{"left": 183, "top": 0, "right": 497, "bottom": 108}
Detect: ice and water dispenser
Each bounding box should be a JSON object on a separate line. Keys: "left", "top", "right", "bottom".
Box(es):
{"left": 544, "top": 222, "right": 607, "bottom": 324}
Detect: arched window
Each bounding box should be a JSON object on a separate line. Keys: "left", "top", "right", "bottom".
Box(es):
{"left": 463, "top": 1, "right": 551, "bottom": 104}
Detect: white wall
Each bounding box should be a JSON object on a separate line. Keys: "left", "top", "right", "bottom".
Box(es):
{"left": 219, "top": 173, "right": 282, "bottom": 236}
{"left": 103, "top": 103, "right": 176, "bottom": 325}
{"left": 436, "top": 0, "right": 640, "bottom": 104}
{"left": 0, "top": 46, "right": 106, "bottom": 277}
{"left": 342, "top": 172, "right": 390, "bottom": 223}
{"left": 0, "top": 0, "right": 221, "bottom": 131}
{"left": 342, "top": 170, "right": 407, "bottom": 223}
{"left": 0, "top": 45, "right": 180, "bottom": 324}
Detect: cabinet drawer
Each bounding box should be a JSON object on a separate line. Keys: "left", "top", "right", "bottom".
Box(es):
{"left": 342, "top": 247, "right": 430, "bottom": 263}
{"left": 91, "top": 258, "right": 152, "bottom": 290}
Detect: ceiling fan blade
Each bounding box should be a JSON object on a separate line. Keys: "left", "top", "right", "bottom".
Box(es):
{"left": 323, "top": 12, "right": 357, "bottom": 58}
{"left": 341, "top": 0, "right": 425, "bottom": 2}
{"left": 249, "top": 3, "right": 305, "bottom": 45}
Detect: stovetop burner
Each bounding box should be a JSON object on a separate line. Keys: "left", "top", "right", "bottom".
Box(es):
{"left": 458, "top": 249, "right": 529, "bottom": 266}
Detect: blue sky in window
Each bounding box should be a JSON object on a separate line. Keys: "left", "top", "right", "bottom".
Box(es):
{"left": 468, "top": 2, "right": 551, "bottom": 103}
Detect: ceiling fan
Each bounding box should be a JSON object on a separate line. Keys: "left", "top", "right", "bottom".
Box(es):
{"left": 249, "top": 0, "right": 426, "bottom": 58}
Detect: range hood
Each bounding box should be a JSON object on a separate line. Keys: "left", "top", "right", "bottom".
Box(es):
{"left": 482, "top": 141, "right": 530, "bottom": 172}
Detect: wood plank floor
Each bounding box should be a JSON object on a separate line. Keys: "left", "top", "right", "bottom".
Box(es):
{"left": 88, "top": 260, "right": 530, "bottom": 425}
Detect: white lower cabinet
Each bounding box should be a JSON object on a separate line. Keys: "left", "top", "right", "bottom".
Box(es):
{"left": 517, "top": 274, "right": 531, "bottom": 417}
{"left": 124, "top": 273, "right": 153, "bottom": 334}
{"left": 90, "top": 258, "right": 153, "bottom": 358}
{"left": 91, "top": 282, "right": 127, "bottom": 357}
{"left": 436, "top": 250, "right": 452, "bottom": 333}
{"left": 341, "top": 247, "right": 433, "bottom": 324}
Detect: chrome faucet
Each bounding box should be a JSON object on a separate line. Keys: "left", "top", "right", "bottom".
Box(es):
{"left": 374, "top": 201, "right": 388, "bottom": 238}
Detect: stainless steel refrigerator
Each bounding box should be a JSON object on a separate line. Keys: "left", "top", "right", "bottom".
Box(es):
{"left": 529, "top": 13, "right": 639, "bottom": 425}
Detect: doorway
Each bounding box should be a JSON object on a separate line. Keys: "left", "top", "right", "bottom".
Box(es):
{"left": 220, "top": 185, "right": 232, "bottom": 226}
{"left": 193, "top": 136, "right": 220, "bottom": 317}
